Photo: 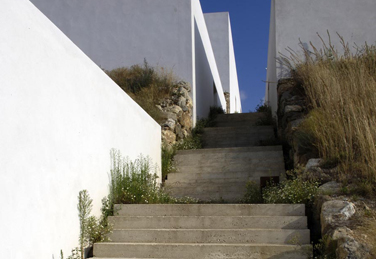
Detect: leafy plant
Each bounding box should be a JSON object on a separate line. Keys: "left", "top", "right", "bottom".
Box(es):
{"left": 101, "top": 149, "right": 198, "bottom": 217}
{"left": 78, "top": 190, "right": 92, "bottom": 259}
{"left": 263, "top": 177, "right": 319, "bottom": 205}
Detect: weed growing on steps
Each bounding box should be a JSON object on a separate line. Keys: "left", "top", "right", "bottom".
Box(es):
{"left": 243, "top": 171, "right": 319, "bottom": 206}
{"left": 102, "top": 149, "right": 198, "bottom": 217}
{"left": 282, "top": 32, "right": 376, "bottom": 186}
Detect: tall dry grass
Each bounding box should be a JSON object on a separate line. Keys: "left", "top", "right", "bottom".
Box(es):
{"left": 106, "top": 60, "right": 178, "bottom": 123}
{"left": 283, "top": 33, "right": 376, "bottom": 182}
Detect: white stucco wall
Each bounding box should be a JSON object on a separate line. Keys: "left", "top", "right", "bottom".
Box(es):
{"left": 30, "top": 0, "right": 228, "bottom": 121}
{"left": 0, "top": 0, "right": 161, "bottom": 258}
{"left": 266, "top": 0, "right": 376, "bottom": 114}
{"left": 204, "top": 12, "right": 241, "bottom": 113}
{"left": 192, "top": 1, "right": 226, "bottom": 119}
{"left": 228, "top": 17, "right": 242, "bottom": 113}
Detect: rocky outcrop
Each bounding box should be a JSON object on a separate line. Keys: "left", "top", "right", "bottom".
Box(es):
{"left": 159, "top": 81, "right": 193, "bottom": 148}
{"left": 277, "top": 79, "right": 312, "bottom": 168}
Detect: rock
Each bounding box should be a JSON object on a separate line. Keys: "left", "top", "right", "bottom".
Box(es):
{"left": 285, "top": 105, "right": 303, "bottom": 113}
{"left": 331, "top": 227, "right": 353, "bottom": 240}
{"left": 179, "top": 113, "right": 192, "bottom": 130}
{"left": 305, "top": 158, "right": 324, "bottom": 172}
{"left": 161, "top": 111, "right": 177, "bottom": 121}
{"left": 175, "top": 124, "right": 184, "bottom": 140}
{"left": 163, "top": 118, "right": 176, "bottom": 131}
{"left": 319, "top": 181, "right": 342, "bottom": 195}
{"left": 177, "top": 81, "right": 191, "bottom": 91}
{"left": 162, "top": 130, "right": 176, "bottom": 145}
{"left": 177, "top": 96, "right": 188, "bottom": 111}
{"left": 178, "top": 87, "right": 190, "bottom": 99}
{"left": 165, "top": 105, "right": 183, "bottom": 116}
{"left": 186, "top": 96, "right": 193, "bottom": 109}
{"left": 337, "top": 235, "right": 363, "bottom": 259}
{"left": 321, "top": 200, "right": 356, "bottom": 234}
{"left": 155, "top": 105, "right": 163, "bottom": 111}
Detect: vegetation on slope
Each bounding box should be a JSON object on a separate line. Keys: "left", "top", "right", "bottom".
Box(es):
{"left": 106, "top": 60, "right": 178, "bottom": 123}
{"left": 282, "top": 34, "right": 376, "bottom": 195}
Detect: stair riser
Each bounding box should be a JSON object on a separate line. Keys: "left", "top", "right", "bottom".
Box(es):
{"left": 94, "top": 243, "right": 312, "bottom": 259}
{"left": 174, "top": 151, "right": 283, "bottom": 162}
{"left": 202, "top": 142, "right": 276, "bottom": 149}
{"left": 113, "top": 204, "right": 306, "bottom": 216}
{"left": 176, "top": 146, "right": 283, "bottom": 155}
{"left": 109, "top": 216, "right": 308, "bottom": 230}
{"left": 109, "top": 229, "right": 310, "bottom": 245}
{"left": 172, "top": 164, "right": 284, "bottom": 174}
{"left": 166, "top": 172, "right": 282, "bottom": 183}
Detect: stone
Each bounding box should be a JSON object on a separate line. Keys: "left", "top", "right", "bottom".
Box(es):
{"left": 331, "top": 227, "right": 353, "bottom": 240}
{"left": 337, "top": 235, "right": 364, "bottom": 259}
{"left": 163, "top": 118, "right": 176, "bottom": 131}
{"left": 179, "top": 113, "right": 192, "bottom": 130}
{"left": 175, "top": 123, "right": 184, "bottom": 140}
{"left": 177, "top": 81, "right": 191, "bottom": 91}
{"left": 321, "top": 200, "right": 356, "bottom": 234}
{"left": 165, "top": 105, "right": 183, "bottom": 116}
{"left": 161, "top": 111, "right": 177, "bottom": 121}
{"left": 178, "top": 96, "right": 188, "bottom": 111}
{"left": 178, "top": 86, "right": 190, "bottom": 99}
{"left": 162, "top": 130, "right": 176, "bottom": 145}
{"left": 305, "top": 158, "right": 324, "bottom": 172}
{"left": 155, "top": 105, "right": 163, "bottom": 111}
{"left": 319, "top": 181, "right": 342, "bottom": 195}
{"left": 285, "top": 105, "right": 303, "bottom": 113}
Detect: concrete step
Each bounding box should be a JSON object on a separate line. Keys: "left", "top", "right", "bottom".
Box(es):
{"left": 113, "top": 204, "right": 306, "bottom": 216}
{"left": 109, "top": 229, "right": 310, "bottom": 245}
{"left": 93, "top": 243, "right": 312, "bottom": 258}
{"left": 109, "top": 215, "right": 308, "bottom": 229}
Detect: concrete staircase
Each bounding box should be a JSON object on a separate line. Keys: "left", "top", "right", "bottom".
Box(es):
{"left": 93, "top": 204, "right": 311, "bottom": 259}
{"left": 164, "top": 112, "right": 284, "bottom": 202}
{"left": 92, "top": 112, "right": 312, "bottom": 258}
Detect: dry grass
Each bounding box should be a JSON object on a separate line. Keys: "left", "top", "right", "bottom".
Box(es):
{"left": 106, "top": 61, "right": 178, "bottom": 123}
{"left": 283, "top": 33, "right": 376, "bottom": 185}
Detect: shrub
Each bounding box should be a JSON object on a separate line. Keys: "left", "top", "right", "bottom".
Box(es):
{"left": 263, "top": 177, "right": 319, "bottom": 205}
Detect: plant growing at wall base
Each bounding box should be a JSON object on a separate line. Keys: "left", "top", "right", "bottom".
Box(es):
{"left": 263, "top": 176, "right": 319, "bottom": 205}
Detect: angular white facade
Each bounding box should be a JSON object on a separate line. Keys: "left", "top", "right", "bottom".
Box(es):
{"left": 30, "top": 0, "right": 242, "bottom": 120}
{"left": 266, "top": 0, "right": 376, "bottom": 114}
{"left": 0, "top": 0, "right": 161, "bottom": 258}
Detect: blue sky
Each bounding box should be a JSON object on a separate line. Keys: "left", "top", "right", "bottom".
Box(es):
{"left": 200, "top": 0, "right": 271, "bottom": 112}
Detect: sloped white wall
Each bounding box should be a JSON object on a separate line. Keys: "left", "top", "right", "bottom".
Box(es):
{"left": 0, "top": 0, "right": 161, "bottom": 258}
{"left": 205, "top": 12, "right": 241, "bottom": 113}
{"left": 31, "top": 0, "right": 229, "bottom": 121}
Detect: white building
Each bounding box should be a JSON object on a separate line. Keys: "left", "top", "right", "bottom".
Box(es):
{"left": 266, "top": 0, "right": 376, "bottom": 114}
{"left": 0, "top": 0, "right": 161, "bottom": 257}
{"left": 30, "top": 0, "right": 242, "bottom": 120}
